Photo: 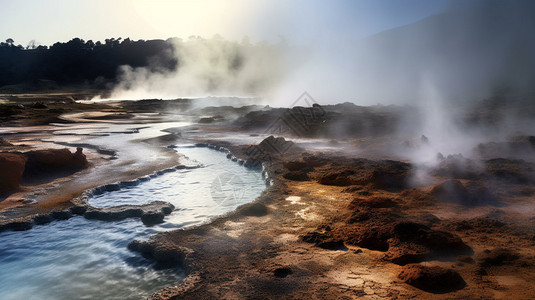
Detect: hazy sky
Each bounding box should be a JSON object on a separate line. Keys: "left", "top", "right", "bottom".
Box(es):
{"left": 0, "top": 0, "right": 449, "bottom": 47}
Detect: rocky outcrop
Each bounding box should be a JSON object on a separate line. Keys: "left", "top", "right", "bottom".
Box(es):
{"left": 84, "top": 201, "right": 174, "bottom": 226}
{"left": 398, "top": 264, "right": 465, "bottom": 293}
{"left": 0, "top": 152, "right": 27, "bottom": 194}
{"left": 24, "top": 147, "right": 88, "bottom": 177}
{"left": 128, "top": 239, "right": 192, "bottom": 268}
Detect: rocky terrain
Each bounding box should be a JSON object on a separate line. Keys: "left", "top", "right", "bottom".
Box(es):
{"left": 1, "top": 94, "right": 534, "bottom": 299}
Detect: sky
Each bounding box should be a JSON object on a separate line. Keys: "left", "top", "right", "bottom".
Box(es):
{"left": 0, "top": 0, "right": 450, "bottom": 47}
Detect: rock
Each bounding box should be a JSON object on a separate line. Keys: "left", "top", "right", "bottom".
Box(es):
{"left": 6, "top": 220, "right": 33, "bottom": 231}
{"left": 84, "top": 207, "right": 144, "bottom": 221}
{"left": 128, "top": 240, "right": 191, "bottom": 268}
{"left": 141, "top": 211, "right": 165, "bottom": 226}
{"left": 431, "top": 180, "right": 499, "bottom": 206}
{"left": 301, "top": 231, "right": 346, "bottom": 250}
{"left": 33, "top": 214, "right": 54, "bottom": 225}
{"left": 431, "top": 180, "right": 471, "bottom": 203}
{"left": 361, "top": 163, "right": 410, "bottom": 190}
{"left": 283, "top": 171, "right": 310, "bottom": 181}
{"left": 84, "top": 201, "right": 174, "bottom": 223}
{"left": 50, "top": 210, "right": 72, "bottom": 220}
{"left": 346, "top": 227, "right": 390, "bottom": 251}
{"left": 69, "top": 205, "right": 87, "bottom": 215}
{"left": 23, "top": 148, "right": 88, "bottom": 178}
{"left": 258, "top": 136, "right": 296, "bottom": 154}
{"left": 0, "top": 152, "right": 27, "bottom": 193}
{"left": 273, "top": 267, "right": 293, "bottom": 278}
{"left": 478, "top": 248, "right": 519, "bottom": 266}
{"left": 398, "top": 264, "right": 465, "bottom": 293}
{"left": 432, "top": 154, "right": 480, "bottom": 179}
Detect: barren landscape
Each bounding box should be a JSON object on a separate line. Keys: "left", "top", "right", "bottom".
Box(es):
{"left": 1, "top": 94, "right": 534, "bottom": 299}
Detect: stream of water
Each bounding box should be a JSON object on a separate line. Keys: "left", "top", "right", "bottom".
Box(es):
{"left": 0, "top": 145, "right": 266, "bottom": 300}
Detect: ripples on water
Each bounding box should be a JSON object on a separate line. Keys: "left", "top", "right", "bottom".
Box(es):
{"left": 0, "top": 145, "right": 266, "bottom": 300}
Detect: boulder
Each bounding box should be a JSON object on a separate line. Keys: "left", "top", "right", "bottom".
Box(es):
{"left": 24, "top": 148, "right": 88, "bottom": 177}
{"left": 0, "top": 152, "right": 27, "bottom": 193}
{"left": 398, "top": 264, "right": 465, "bottom": 293}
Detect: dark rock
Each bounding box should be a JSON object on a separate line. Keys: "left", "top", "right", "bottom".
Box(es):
{"left": 85, "top": 201, "right": 173, "bottom": 223}
{"left": 24, "top": 148, "right": 88, "bottom": 175}
{"left": 258, "top": 136, "right": 295, "bottom": 154}
{"left": 273, "top": 267, "right": 293, "bottom": 278}
{"left": 84, "top": 207, "right": 143, "bottom": 221}
{"left": 478, "top": 248, "right": 519, "bottom": 266}
{"left": 301, "top": 231, "right": 346, "bottom": 250}
{"left": 50, "top": 210, "right": 72, "bottom": 220}
{"left": 33, "top": 214, "right": 54, "bottom": 225}
{"left": 7, "top": 221, "right": 33, "bottom": 231}
{"left": 128, "top": 239, "right": 191, "bottom": 268}
{"left": 141, "top": 212, "right": 165, "bottom": 226}
{"left": 398, "top": 264, "right": 465, "bottom": 293}
{"left": 69, "top": 205, "right": 87, "bottom": 215}
{"left": 432, "top": 154, "right": 480, "bottom": 179}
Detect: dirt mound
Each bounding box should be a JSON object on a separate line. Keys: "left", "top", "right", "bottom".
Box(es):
{"left": 431, "top": 180, "right": 499, "bottom": 206}
{"left": 432, "top": 154, "right": 480, "bottom": 179}
{"left": 318, "top": 170, "right": 356, "bottom": 186}
{"left": 359, "top": 161, "right": 411, "bottom": 190}
{"left": 386, "top": 222, "right": 472, "bottom": 264}
{"left": 478, "top": 248, "right": 519, "bottom": 267}
{"left": 301, "top": 225, "right": 346, "bottom": 250}
{"left": 340, "top": 211, "right": 471, "bottom": 264}
{"left": 0, "top": 152, "right": 27, "bottom": 193}
{"left": 258, "top": 136, "right": 296, "bottom": 154}
{"left": 24, "top": 147, "right": 88, "bottom": 178}
{"left": 484, "top": 158, "right": 535, "bottom": 184}
{"left": 398, "top": 264, "right": 465, "bottom": 293}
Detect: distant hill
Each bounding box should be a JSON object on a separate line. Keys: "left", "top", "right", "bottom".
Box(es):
{"left": 349, "top": 1, "right": 535, "bottom": 104}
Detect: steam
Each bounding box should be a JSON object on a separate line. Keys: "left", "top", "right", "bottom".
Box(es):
{"left": 105, "top": 0, "right": 535, "bottom": 163}
{"left": 105, "top": 37, "right": 289, "bottom": 100}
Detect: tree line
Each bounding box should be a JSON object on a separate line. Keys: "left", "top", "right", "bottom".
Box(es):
{"left": 0, "top": 38, "right": 177, "bottom": 88}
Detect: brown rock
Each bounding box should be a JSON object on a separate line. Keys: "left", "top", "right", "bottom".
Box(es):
{"left": 0, "top": 152, "right": 27, "bottom": 193}
{"left": 398, "top": 264, "right": 465, "bottom": 293}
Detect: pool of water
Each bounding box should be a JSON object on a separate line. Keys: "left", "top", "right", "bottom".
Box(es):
{"left": 0, "top": 145, "right": 266, "bottom": 300}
